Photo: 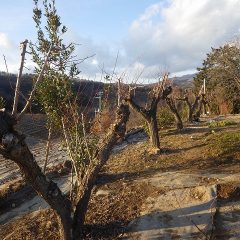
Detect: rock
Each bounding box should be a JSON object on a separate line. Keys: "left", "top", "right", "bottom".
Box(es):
{"left": 95, "top": 189, "right": 111, "bottom": 196}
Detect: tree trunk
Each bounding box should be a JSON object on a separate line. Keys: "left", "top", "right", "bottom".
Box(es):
{"left": 72, "top": 104, "right": 130, "bottom": 238}
{"left": 147, "top": 113, "right": 160, "bottom": 150}
{"left": 0, "top": 110, "right": 73, "bottom": 240}
{"left": 188, "top": 107, "right": 193, "bottom": 122}
{"left": 0, "top": 104, "right": 130, "bottom": 240}
{"left": 174, "top": 113, "right": 183, "bottom": 130}
{"left": 166, "top": 97, "right": 183, "bottom": 130}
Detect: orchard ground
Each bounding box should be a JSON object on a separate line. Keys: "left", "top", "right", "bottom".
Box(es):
{"left": 1, "top": 114, "right": 240, "bottom": 239}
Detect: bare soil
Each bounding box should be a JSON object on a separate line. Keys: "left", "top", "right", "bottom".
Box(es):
{"left": 1, "top": 115, "right": 240, "bottom": 239}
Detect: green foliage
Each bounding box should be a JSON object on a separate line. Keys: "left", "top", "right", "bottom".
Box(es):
{"left": 31, "top": 0, "right": 94, "bottom": 174}
{"left": 157, "top": 106, "right": 175, "bottom": 129}
{"left": 0, "top": 96, "right": 5, "bottom": 109}
{"left": 208, "top": 120, "right": 237, "bottom": 128}
{"left": 144, "top": 106, "right": 175, "bottom": 135}
{"left": 194, "top": 44, "right": 240, "bottom": 113}
{"left": 179, "top": 102, "right": 189, "bottom": 122}
{"left": 31, "top": 0, "right": 80, "bottom": 127}
{"left": 207, "top": 131, "right": 240, "bottom": 156}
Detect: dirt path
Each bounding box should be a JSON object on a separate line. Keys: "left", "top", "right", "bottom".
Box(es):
{"left": 127, "top": 171, "right": 240, "bottom": 239}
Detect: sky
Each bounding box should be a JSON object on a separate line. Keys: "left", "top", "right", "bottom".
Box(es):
{"left": 0, "top": 0, "right": 240, "bottom": 82}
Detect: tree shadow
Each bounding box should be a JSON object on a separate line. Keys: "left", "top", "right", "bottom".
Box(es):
{"left": 160, "top": 142, "right": 207, "bottom": 154}
{"left": 81, "top": 194, "right": 240, "bottom": 239}
{"left": 163, "top": 126, "right": 215, "bottom": 136}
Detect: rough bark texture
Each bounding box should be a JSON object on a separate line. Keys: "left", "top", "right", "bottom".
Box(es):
{"left": 126, "top": 84, "right": 172, "bottom": 150}
{"left": 0, "top": 110, "right": 73, "bottom": 240}
{"left": 166, "top": 97, "right": 183, "bottom": 130}
{"left": 147, "top": 113, "right": 160, "bottom": 149}
{"left": 72, "top": 104, "right": 130, "bottom": 238}
{"left": 183, "top": 95, "right": 201, "bottom": 122}
{"left": 0, "top": 104, "right": 130, "bottom": 240}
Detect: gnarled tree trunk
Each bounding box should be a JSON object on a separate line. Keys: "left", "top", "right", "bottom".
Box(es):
{"left": 0, "top": 111, "right": 73, "bottom": 240}
{"left": 0, "top": 104, "right": 130, "bottom": 240}
{"left": 183, "top": 95, "right": 200, "bottom": 122}
{"left": 165, "top": 97, "right": 183, "bottom": 130}
{"left": 147, "top": 113, "right": 160, "bottom": 149}
{"left": 126, "top": 84, "right": 172, "bottom": 151}
{"left": 72, "top": 104, "right": 130, "bottom": 237}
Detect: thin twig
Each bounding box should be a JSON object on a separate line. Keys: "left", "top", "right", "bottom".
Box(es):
{"left": 61, "top": 118, "right": 80, "bottom": 182}
{"left": 3, "top": 54, "right": 8, "bottom": 73}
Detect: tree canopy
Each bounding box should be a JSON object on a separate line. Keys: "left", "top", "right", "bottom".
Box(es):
{"left": 194, "top": 43, "right": 240, "bottom": 114}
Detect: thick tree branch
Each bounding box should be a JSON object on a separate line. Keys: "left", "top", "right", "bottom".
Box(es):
{"left": 166, "top": 97, "right": 183, "bottom": 130}
{"left": 0, "top": 110, "right": 73, "bottom": 240}
{"left": 72, "top": 104, "right": 130, "bottom": 237}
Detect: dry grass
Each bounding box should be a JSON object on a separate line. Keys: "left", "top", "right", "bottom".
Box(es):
{"left": 1, "top": 118, "right": 240, "bottom": 239}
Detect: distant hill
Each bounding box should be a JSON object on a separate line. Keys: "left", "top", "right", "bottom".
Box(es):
{"left": 170, "top": 74, "right": 195, "bottom": 88}
{"left": 0, "top": 72, "right": 195, "bottom": 112}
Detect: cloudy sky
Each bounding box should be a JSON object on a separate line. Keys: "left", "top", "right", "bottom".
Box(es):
{"left": 0, "top": 0, "right": 240, "bottom": 81}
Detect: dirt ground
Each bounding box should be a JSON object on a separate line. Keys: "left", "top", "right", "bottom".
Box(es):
{"left": 1, "top": 115, "right": 240, "bottom": 239}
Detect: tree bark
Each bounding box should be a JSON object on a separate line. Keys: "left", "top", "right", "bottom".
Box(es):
{"left": 72, "top": 104, "right": 130, "bottom": 238}
{"left": 147, "top": 113, "right": 160, "bottom": 149}
{"left": 165, "top": 97, "right": 183, "bottom": 130}
{"left": 126, "top": 85, "right": 172, "bottom": 151}
{"left": 0, "top": 110, "right": 73, "bottom": 240}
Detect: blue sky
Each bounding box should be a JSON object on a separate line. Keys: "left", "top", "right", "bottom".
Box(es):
{"left": 0, "top": 0, "right": 160, "bottom": 44}
{"left": 0, "top": 0, "right": 240, "bottom": 81}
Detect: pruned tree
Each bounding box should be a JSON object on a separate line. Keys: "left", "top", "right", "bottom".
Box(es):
{"left": 165, "top": 97, "right": 183, "bottom": 130}
{"left": 0, "top": 104, "right": 129, "bottom": 239}
{"left": 0, "top": 1, "right": 131, "bottom": 239}
{"left": 177, "top": 87, "right": 203, "bottom": 122}
{"left": 125, "top": 74, "right": 172, "bottom": 151}
{"left": 195, "top": 92, "right": 209, "bottom": 119}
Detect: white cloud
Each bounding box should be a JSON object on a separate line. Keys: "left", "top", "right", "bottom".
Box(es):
{"left": 0, "top": 33, "right": 19, "bottom": 73}
{"left": 124, "top": 0, "right": 240, "bottom": 75}
{"left": 2, "top": 0, "right": 240, "bottom": 82}
{"left": 0, "top": 33, "right": 13, "bottom": 49}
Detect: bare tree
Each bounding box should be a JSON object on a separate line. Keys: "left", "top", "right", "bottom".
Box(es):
{"left": 125, "top": 74, "right": 172, "bottom": 151}
{"left": 165, "top": 96, "right": 183, "bottom": 130}
{"left": 177, "top": 87, "right": 203, "bottom": 122}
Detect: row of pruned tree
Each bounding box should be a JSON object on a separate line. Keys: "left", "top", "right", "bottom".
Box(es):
{"left": 0, "top": 1, "right": 207, "bottom": 239}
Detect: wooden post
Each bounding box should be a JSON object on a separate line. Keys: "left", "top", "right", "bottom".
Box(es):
{"left": 12, "top": 40, "right": 28, "bottom": 116}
